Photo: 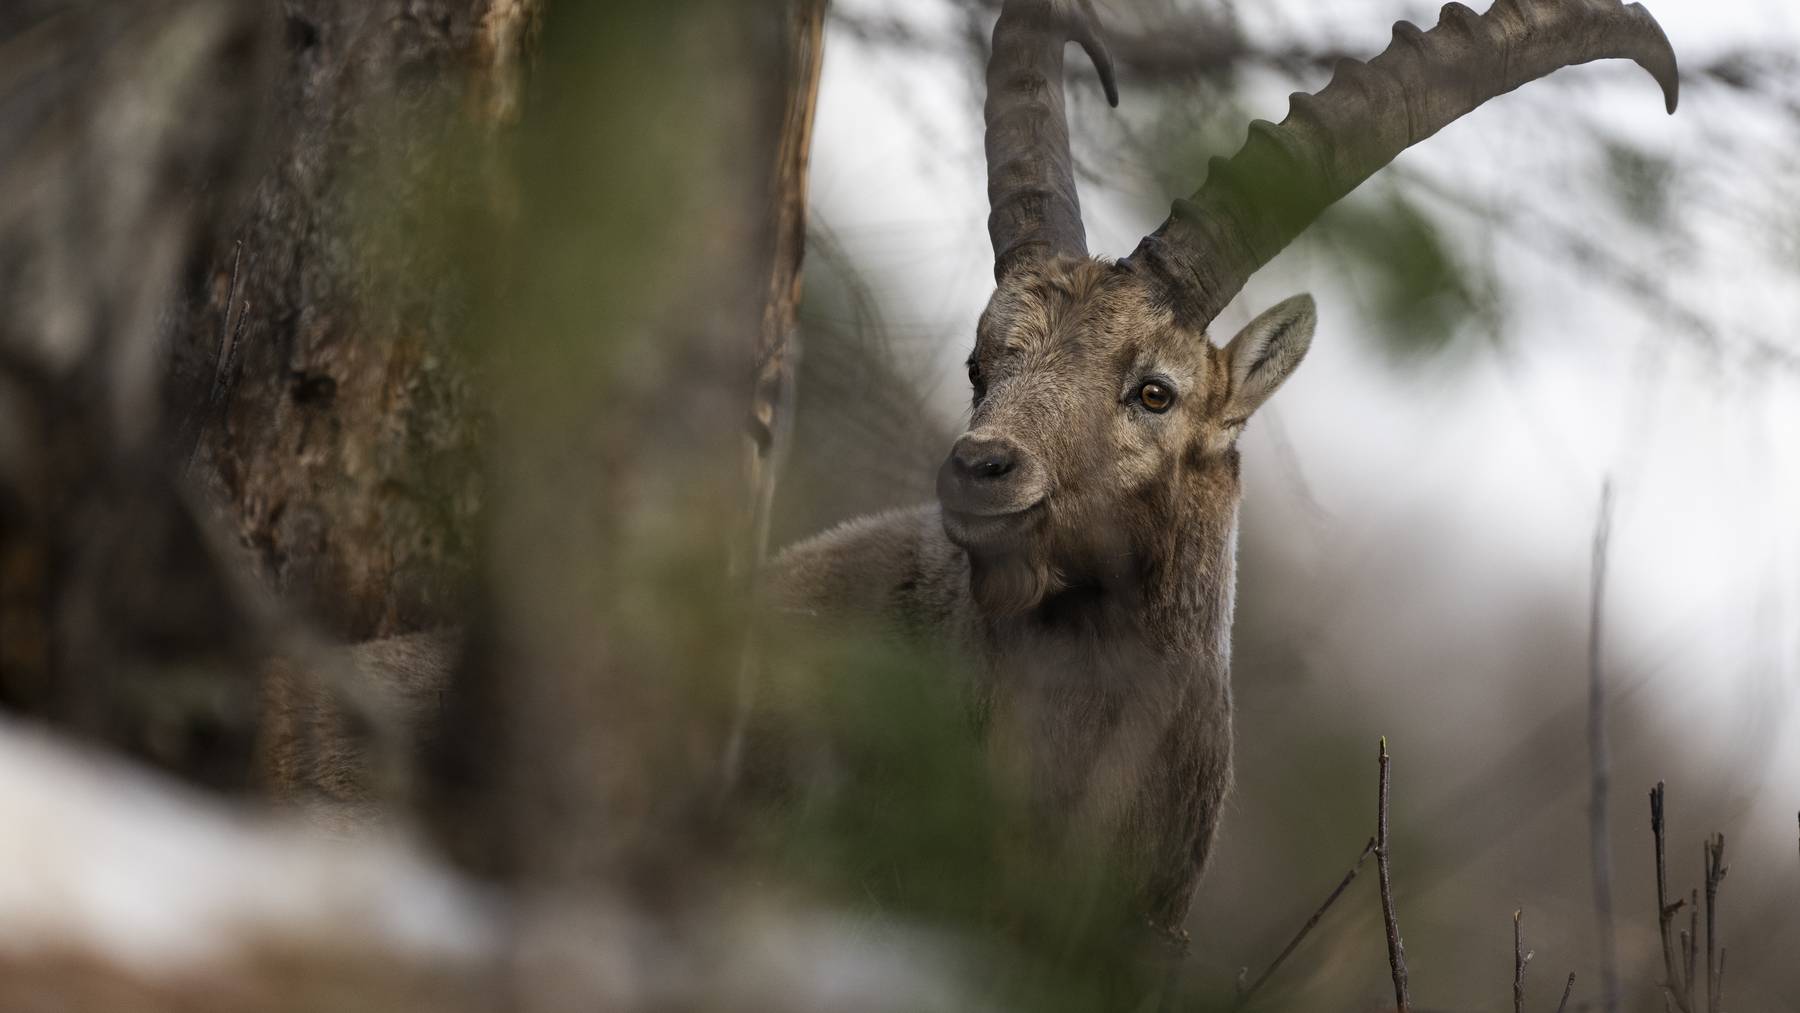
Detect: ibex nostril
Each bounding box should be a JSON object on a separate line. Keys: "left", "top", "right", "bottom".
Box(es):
{"left": 952, "top": 438, "right": 1018, "bottom": 481}
{"left": 973, "top": 455, "right": 1012, "bottom": 478}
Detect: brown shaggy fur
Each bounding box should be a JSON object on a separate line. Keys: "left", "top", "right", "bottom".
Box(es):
{"left": 771, "top": 257, "right": 1314, "bottom": 935}
{"left": 257, "top": 631, "right": 457, "bottom": 834}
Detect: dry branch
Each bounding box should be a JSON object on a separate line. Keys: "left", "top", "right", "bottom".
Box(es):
{"left": 1513, "top": 909, "right": 1533, "bottom": 1013}
{"left": 1377, "top": 737, "right": 1411, "bottom": 1013}
{"left": 1677, "top": 892, "right": 1692, "bottom": 1007}
{"left": 1703, "top": 834, "right": 1727, "bottom": 1013}
{"left": 1651, "top": 782, "right": 1689, "bottom": 1011}
{"left": 1556, "top": 972, "right": 1577, "bottom": 1013}
{"left": 1648, "top": 785, "right": 1732, "bottom": 1013}
{"left": 1235, "top": 837, "right": 1375, "bottom": 1004}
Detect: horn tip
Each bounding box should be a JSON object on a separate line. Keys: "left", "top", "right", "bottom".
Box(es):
{"left": 1648, "top": 47, "right": 1680, "bottom": 114}
{"left": 1627, "top": 2, "right": 1681, "bottom": 113}
{"left": 1098, "top": 71, "right": 1120, "bottom": 108}
{"left": 1657, "top": 49, "right": 1680, "bottom": 113}
{"left": 1087, "top": 40, "right": 1120, "bottom": 107}
{"left": 1083, "top": 46, "right": 1119, "bottom": 106}
{"left": 1069, "top": 0, "right": 1120, "bottom": 107}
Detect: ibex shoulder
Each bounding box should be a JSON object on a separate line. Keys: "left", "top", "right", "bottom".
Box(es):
{"left": 765, "top": 504, "right": 970, "bottom": 636}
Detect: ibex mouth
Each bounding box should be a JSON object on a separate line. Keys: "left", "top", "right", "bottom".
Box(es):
{"left": 941, "top": 500, "right": 1045, "bottom": 552}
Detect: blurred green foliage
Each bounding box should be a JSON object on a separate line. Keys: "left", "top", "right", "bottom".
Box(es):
{"left": 1602, "top": 140, "right": 1675, "bottom": 229}
{"left": 1310, "top": 188, "right": 1494, "bottom": 363}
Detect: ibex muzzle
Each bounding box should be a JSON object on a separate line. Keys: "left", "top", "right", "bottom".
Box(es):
{"left": 937, "top": 430, "right": 1044, "bottom": 538}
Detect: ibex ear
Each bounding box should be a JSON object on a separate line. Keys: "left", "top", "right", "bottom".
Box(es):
{"left": 1222, "top": 294, "right": 1315, "bottom": 421}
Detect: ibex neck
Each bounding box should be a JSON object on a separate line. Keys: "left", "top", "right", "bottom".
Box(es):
{"left": 989, "top": 456, "right": 1241, "bottom": 676}
{"left": 1141, "top": 457, "right": 1240, "bottom": 672}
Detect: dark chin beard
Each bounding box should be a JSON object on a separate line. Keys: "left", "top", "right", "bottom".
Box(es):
{"left": 969, "top": 552, "right": 1056, "bottom": 617}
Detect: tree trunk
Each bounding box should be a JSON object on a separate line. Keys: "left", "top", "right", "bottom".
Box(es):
{"left": 171, "top": 0, "right": 537, "bottom": 642}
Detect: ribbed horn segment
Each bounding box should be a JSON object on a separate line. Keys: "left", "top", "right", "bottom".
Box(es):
{"left": 1124, "top": 0, "right": 1679, "bottom": 326}
{"left": 985, "top": 0, "right": 1119, "bottom": 282}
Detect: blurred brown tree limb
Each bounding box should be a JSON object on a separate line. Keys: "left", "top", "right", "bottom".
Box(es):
{"left": 417, "top": 0, "right": 796, "bottom": 892}
{"left": 747, "top": 0, "right": 826, "bottom": 564}
{"left": 725, "top": 0, "right": 828, "bottom": 791}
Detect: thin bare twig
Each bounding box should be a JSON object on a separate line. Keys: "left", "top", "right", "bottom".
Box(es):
{"left": 1703, "top": 834, "right": 1727, "bottom": 1013}
{"left": 1651, "top": 783, "right": 1689, "bottom": 1012}
{"left": 1376, "top": 737, "right": 1411, "bottom": 1013}
{"left": 1677, "top": 896, "right": 1692, "bottom": 1013}
{"left": 1556, "top": 972, "right": 1577, "bottom": 1013}
{"left": 1586, "top": 480, "right": 1619, "bottom": 1013}
{"left": 1648, "top": 788, "right": 1733, "bottom": 1013}
{"left": 1513, "top": 909, "right": 1533, "bottom": 1013}
{"left": 1235, "top": 837, "right": 1376, "bottom": 1005}
{"left": 1681, "top": 908, "right": 1696, "bottom": 1013}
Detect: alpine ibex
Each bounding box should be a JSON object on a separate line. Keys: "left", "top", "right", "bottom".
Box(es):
{"left": 772, "top": 0, "right": 1678, "bottom": 941}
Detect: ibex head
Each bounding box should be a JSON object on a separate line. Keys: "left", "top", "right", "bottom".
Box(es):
{"left": 938, "top": 0, "right": 1677, "bottom": 615}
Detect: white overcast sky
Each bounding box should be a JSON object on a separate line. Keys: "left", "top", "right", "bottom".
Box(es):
{"left": 808, "top": 0, "right": 1800, "bottom": 803}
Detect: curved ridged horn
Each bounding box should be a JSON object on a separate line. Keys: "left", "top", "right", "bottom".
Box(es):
{"left": 1124, "top": 0, "right": 1679, "bottom": 325}
{"left": 985, "top": 0, "right": 1119, "bottom": 282}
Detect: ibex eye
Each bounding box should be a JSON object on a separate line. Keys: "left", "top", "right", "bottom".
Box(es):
{"left": 968, "top": 362, "right": 987, "bottom": 400}
{"left": 1138, "top": 381, "right": 1174, "bottom": 413}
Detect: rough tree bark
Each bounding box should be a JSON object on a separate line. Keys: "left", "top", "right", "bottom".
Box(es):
{"left": 0, "top": 0, "right": 541, "bottom": 790}
{"left": 170, "top": 0, "right": 538, "bottom": 643}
